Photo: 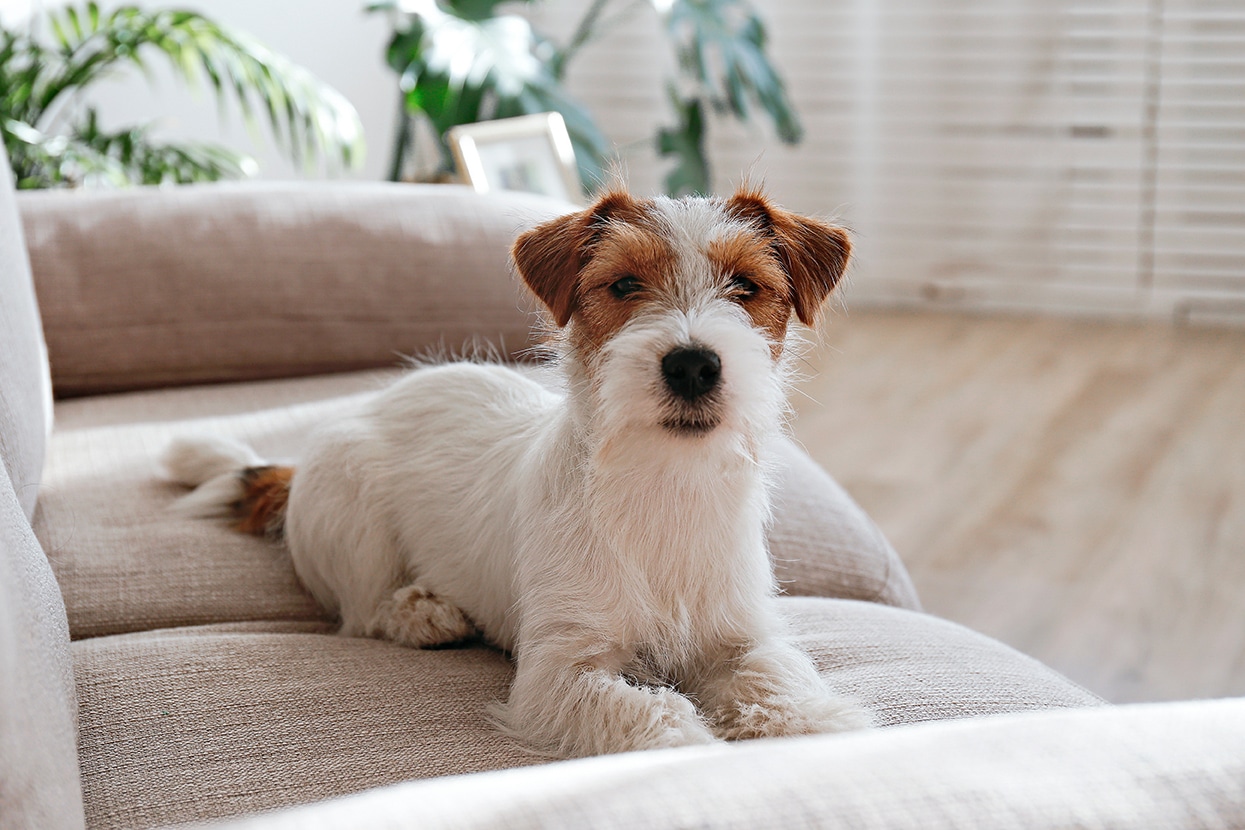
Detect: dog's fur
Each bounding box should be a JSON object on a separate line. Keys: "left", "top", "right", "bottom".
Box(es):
{"left": 164, "top": 185, "right": 871, "bottom": 757}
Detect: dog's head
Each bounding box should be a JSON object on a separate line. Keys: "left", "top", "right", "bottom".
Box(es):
{"left": 513, "top": 186, "right": 850, "bottom": 443}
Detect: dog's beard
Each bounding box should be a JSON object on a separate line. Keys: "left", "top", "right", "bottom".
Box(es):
{"left": 660, "top": 397, "right": 722, "bottom": 435}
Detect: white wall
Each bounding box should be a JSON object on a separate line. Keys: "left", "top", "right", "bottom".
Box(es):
{"left": 11, "top": 0, "right": 401, "bottom": 181}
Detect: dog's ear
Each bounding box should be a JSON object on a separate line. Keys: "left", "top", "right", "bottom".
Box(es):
{"left": 726, "top": 187, "right": 852, "bottom": 326}
{"left": 513, "top": 191, "right": 640, "bottom": 327}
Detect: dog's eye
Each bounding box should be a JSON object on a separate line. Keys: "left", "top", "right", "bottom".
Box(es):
{"left": 728, "top": 275, "right": 759, "bottom": 300}
{"left": 609, "top": 275, "right": 643, "bottom": 298}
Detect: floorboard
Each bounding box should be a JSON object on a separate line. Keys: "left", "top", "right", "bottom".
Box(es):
{"left": 789, "top": 309, "right": 1245, "bottom": 703}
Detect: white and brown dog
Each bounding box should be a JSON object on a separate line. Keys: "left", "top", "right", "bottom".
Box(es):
{"left": 164, "top": 185, "right": 871, "bottom": 757}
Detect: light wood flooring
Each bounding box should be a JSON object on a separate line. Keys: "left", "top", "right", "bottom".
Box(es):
{"left": 789, "top": 308, "right": 1245, "bottom": 704}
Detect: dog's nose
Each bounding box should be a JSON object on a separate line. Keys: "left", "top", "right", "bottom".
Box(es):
{"left": 661, "top": 347, "right": 721, "bottom": 401}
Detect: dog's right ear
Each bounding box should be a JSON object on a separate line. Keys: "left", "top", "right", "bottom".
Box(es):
{"left": 513, "top": 191, "right": 638, "bottom": 327}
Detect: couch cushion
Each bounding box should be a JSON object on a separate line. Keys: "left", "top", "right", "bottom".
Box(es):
{"left": 20, "top": 182, "right": 570, "bottom": 398}
{"left": 73, "top": 622, "right": 533, "bottom": 830}
{"left": 38, "top": 370, "right": 919, "bottom": 639}
{"left": 771, "top": 437, "right": 918, "bottom": 609}
{"left": 0, "top": 144, "right": 54, "bottom": 521}
{"left": 0, "top": 468, "right": 85, "bottom": 829}
{"left": 37, "top": 372, "right": 388, "bottom": 639}
{"left": 211, "top": 698, "right": 1245, "bottom": 830}
{"left": 73, "top": 598, "right": 1100, "bottom": 830}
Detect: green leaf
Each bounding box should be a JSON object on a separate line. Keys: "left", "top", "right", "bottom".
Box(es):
{"left": 6, "top": 2, "right": 364, "bottom": 187}
{"left": 444, "top": 0, "right": 532, "bottom": 22}
{"left": 657, "top": 90, "right": 709, "bottom": 196}
{"left": 660, "top": 0, "right": 802, "bottom": 145}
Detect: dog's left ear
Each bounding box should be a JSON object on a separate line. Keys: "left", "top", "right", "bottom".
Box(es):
{"left": 726, "top": 189, "right": 852, "bottom": 326}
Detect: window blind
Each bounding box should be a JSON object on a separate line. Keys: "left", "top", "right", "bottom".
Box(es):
{"left": 1152, "top": 0, "right": 1245, "bottom": 322}
{"left": 529, "top": 0, "right": 1245, "bottom": 321}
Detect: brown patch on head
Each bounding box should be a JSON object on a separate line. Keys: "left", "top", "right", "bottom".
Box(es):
{"left": 233, "top": 465, "right": 293, "bottom": 539}
{"left": 514, "top": 188, "right": 678, "bottom": 360}
{"left": 571, "top": 219, "right": 676, "bottom": 355}
{"left": 725, "top": 186, "right": 852, "bottom": 326}
{"left": 706, "top": 231, "right": 794, "bottom": 357}
{"left": 512, "top": 189, "right": 653, "bottom": 327}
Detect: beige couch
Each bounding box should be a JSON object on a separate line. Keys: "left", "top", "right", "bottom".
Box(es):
{"left": 2, "top": 146, "right": 1242, "bottom": 830}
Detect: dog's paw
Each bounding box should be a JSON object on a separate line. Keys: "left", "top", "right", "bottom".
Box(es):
{"left": 637, "top": 687, "right": 721, "bottom": 751}
{"left": 371, "top": 584, "right": 476, "bottom": 648}
{"left": 714, "top": 692, "right": 874, "bottom": 741}
{"left": 550, "top": 672, "right": 719, "bottom": 756}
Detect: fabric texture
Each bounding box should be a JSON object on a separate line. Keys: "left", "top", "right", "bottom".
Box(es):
{"left": 780, "top": 598, "right": 1101, "bottom": 724}
{"left": 36, "top": 371, "right": 389, "bottom": 639}
{"left": 73, "top": 598, "right": 1100, "bottom": 830}
{"left": 0, "top": 470, "right": 85, "bottom": 830}
{"left": 771, "top": 438, "right": 919, "bottom": 608}
{"left": 19, "top": 182, "right": 571, "bottom": 397}
{"left": 39, "top": 370, "right": 919, "bottom": 640}
{"left": 0, "top": 144, "right": 53, "bottom": 521}
{"left": 72, "top": 625, "right": 532, "bottom": 830}
{"left": 209, "top": 697, "right": 1245, "bottom": 830}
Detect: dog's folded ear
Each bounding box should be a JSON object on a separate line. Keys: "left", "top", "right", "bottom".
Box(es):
{"left": 513, "top": 191, "right": 641, "bottom": 327}
{"left": 727, "top": 188, "right": 852, "bottom": 326}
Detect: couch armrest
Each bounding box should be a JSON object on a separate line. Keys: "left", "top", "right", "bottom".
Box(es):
{"left": 206, "top": 699, "right": 1245, "bottom": 830}
{"left": 19, "top": 183, "right": 572, "bottom": 398}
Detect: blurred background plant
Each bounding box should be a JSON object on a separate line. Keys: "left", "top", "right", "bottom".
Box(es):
{"left": 373, "top": 0, "right": 801, "bottom": 195}
{"left": 1, "top": 2, "right": 364, "bottom": 188}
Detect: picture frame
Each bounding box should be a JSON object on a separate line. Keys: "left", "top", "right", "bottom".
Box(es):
{"left": 447, "top": 113, "right": 584, "bottom": 204}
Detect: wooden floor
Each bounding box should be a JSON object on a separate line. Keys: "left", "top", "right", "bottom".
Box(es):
{"left": 788, "top": 309, "right": 1245, "bottom": 704}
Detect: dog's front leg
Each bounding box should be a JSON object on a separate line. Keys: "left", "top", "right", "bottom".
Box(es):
{"left": 496, "top": 642, "right": 718, "bottom": 757}
{"left": 692, "top": 639, "right": 873, "bottom": 741}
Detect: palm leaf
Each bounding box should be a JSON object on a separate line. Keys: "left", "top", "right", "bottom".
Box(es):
{"left": 5, "top": 2, "right": 364, "bottom": 187}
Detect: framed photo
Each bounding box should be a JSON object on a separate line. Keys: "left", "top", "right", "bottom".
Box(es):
{"left": 447, "top": 113, "right": 584, "bottom": 204}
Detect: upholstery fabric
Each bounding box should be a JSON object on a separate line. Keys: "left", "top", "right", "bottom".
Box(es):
{"left": 73, "top": 625, "right": 532, "bottom": 830}
{"left": 0, "top": 471, "right": 85, "bottom": 830}
{"left": 19, "top": 182, "right": 570, "bottom": 397}
{"left": 771, "top": 438, "right": 918, "bottom": 608}
{"left": 73, "top": 599, "right": 1101, "bottom": 830}
{"left": 0, "top": 144, "right": 54, "bottom": 521}
{"left": 210, "top": 698, "right": 1245, "bottom": 830}
{"left": 36, "top": 372, "right": 390, "bottom": 639}
{"left": 780, "top": 598, "right": 1100, "bottom": 723}
{"left": 39, "top": 371, "right": 918, "bottom": 640}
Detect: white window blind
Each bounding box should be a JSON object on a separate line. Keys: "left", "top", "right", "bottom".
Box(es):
{"left": 530, "top": 0, "right": 1245, "bottom": 321}
{"left": 1152, "top": 0, "right": 1245, "bottom": 322}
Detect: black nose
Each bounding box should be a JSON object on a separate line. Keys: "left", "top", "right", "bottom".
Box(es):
{"left": 661, "top": 347, "right": 721, "bottom": 401}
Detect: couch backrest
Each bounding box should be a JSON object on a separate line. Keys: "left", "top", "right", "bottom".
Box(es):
{"left": 0, "top": 145, "right": 53, "bottom": 521}
{"left": 0, "top": 147, "right": 85, "bottom": 828}
{"left": 19, "top": 182, "right": 572, "bottom": 397}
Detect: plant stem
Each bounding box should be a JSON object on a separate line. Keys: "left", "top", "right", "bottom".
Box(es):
{"left": 387, "top": 91, "right": 412, "bottom": 182}
{"left": 553, "top": 0, "right": 611, "bottom": 80}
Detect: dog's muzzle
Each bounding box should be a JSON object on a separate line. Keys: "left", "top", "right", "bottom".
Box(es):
{"left": 661, "top": 346, "right": 721, "bottom": 402}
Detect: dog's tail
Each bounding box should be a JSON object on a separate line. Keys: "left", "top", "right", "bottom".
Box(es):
{"left": 162, "top": 435, "right": 294, "bottom": 540}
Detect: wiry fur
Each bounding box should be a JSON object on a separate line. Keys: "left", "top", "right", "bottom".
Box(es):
{"left": 163, "top": 186, "right": 871, "bottom": 757}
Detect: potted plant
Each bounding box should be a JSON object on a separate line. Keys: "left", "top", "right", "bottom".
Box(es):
{"left": 374, "top": 0, "right": 801, "bottom": 195}
{"left": 1, "top": 2, "right": 364, "bottom": 188}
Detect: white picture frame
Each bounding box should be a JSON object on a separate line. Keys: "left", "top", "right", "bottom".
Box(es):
{"left": 447, "top": 113, "right": 584, "bottom": 204}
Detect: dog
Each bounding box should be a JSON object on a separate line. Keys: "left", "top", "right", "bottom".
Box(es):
{"left": 163, "top": 185, "right": 872, "bottom": 757}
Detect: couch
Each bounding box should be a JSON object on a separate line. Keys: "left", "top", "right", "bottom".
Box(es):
{"left": 2, "top": 145, "right": 1242, "bottom": 830}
